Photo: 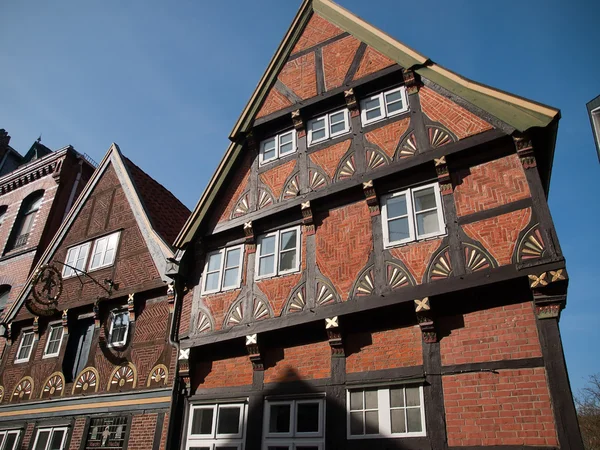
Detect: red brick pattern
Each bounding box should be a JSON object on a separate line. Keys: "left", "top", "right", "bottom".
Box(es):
{"left": 389, "top": 239, "right": 443, "bottom": 284}
{"left": 462, "top": 208, "right": 532, "bottom": 266}
{"left": 364, "top": 118, "right": 411, "bottom": 159}
{"left": 20, "top": 423, "right": 34, "bottom": 450}
{"left": 308, "top": 139, "right": 352, "bottom": 179}
{"left": 198, "top": 356, "right": 253, "bottom": 388}
{"left": 346, "top": 326, "right": 423, "bottom": 373}
{"left": 159, "top": 413, "right": 169, "bottom": 450}
{"left": 256, "top": 87, "right": 293, "bottom": 119}
{"left": 179, "top": 289, "right": 194, "bottom": 336}
{"left": 353, "top": 46, "right": 395, "bottom": 81}
{"left": 440, "top": 302, "right": 542, "bottom": 365}
{"left": 216, "top": 152, "right": 252, "bottom": 224}
{"left": 68, "top": 417, "right": 87, "bottom": 450}
{"left": 322, "top": 35, "right": 361, "bottom": 90}
{"left": 131, "top": 344, "right": 163, "bottom": 388}
{"left": 128, "top": 413, "right": 158, "bottom": 450}
{"left": 256, "top": 273, "right": 301, "bottom": 316}
{"left": 444, "top": 368, "right": 558, "bottom": 447}
{"left": 260, "top": 160, "right": 297, "bottom": 200}
{"left": 315, "top": 201, "right": 372, "bottom": 299}
{"left": 278, "top": 53, "right": 317, "bottom": 100}
{"left": 204, "top": 290, "right": 241, "bottom": 331}
{"left": 454, "top": 154, "right": 531, "bottom": 217}
{"left": 292, "top": 14, "right": 344, "bottom": 54}
{"left": 420, "top": 86, "right": 493, "bottom": 139}
{"left": 264, "top": 341, "right": 331, "bottom": 383}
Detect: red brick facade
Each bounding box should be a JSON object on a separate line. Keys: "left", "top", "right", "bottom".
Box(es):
{"left": 264, "top": 340, "right": 331, "bottom": 383}
{"left": 308, "top": 139, "right": 352, "bottom": 179}
{"left": 322, "top": 35, "right": 362, "bottom": 91}
{"left": 364, "top": 118, "right": 411, "bottom": 159}
{"left": 353, "top": 46, "right": 396, "bottom": 81}
{"left": 291, "top": 14, "right": 344, "bottom": 54}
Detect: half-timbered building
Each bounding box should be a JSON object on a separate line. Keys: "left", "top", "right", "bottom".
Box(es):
{"left": 0, "top": 144, "right": 189, "bottom": 450}
{"left": 168, "top": 1, "right": 583, "bottom": 449}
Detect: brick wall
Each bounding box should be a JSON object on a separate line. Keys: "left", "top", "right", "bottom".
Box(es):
{"left": 214, "top": 152, "right": 252, "bottom": 224}
{"left": 257, "top": 88, "right": 293, "bottom": 119}
{"left": 256, "top": 273, "right": 302, "bottom": 316}
{"left": 443, "top": 368, "right": 557, "bottom": 446}
{"left": 18, "top": 423, "right": 34, "bottom": 450}
{"left": 203, "top": 290, "right": 241, "bottom": 332}
{"left": 264, "top": 340, "right": 330, "bottom": 383}
{"left": 346, "top": 325, "right": 422, "bottom": 373}
{"left": 292, "top": 14, "right": 343, "bottom": 54}
{"left": 260, "top": 160, "right": 297, "bottom": 200}
{"left": 197, "top": 355, "right": 253, "bottom": 389}
{"left": 364, "top": 119, "right": 411, "bottom": 159}
{"left": 389, "top": 238, "right": 443, "bottom": 284}
{"left": 454, "top": 154, "right": 531, "bottom": 217}
{"left": 322, "top": 35, "right": 361, "bottom": 91}
{"left": 316, "top": 201, "right": 372, "bottom": 299}
{"left": 353, "top": 46, "right": 395, "bottom": 81}
{"left": 279, "top": 53, "right": 317, "bottom": 101}
{"left": 440, "top": 302, "right": 542, "bottom": 366}
{"left": 309, "top": 139, "right": 352, "bottom": 179}
{"left": 127, "top": 413, "right": 158, "bottom": 450}
{"left": 68, "top": 417, "right": 87, "bottom": 450}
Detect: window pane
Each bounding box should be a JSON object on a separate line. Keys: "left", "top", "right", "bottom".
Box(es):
{"left": 269, "top": 404, "right": 291, "bottom": 433}
{"left": 4, "top": 434, "right": 17, "bottom": 450}
{"left": 365, "top": 390, "right": 378, "bottom": 409}
{"left": 279, "top": 141, "right": 294, "bottom": 155}
{"left": 365, "top": 410, "right": 379, "bottom": 434}
{"left": 225, "top": 249, "right": 240, "bottom": 269}
{"left": 386, "top": 195, "right": 407, "bottom": 218}
{"left": 330, "top": 121, "right": 346, "bottom": 135}
{"left": 390, "top": 387, "right": 405, "bottom": 408}
{"left": 34, "top": 431, "right": 50, "bottom": 450}
{"left": 364, "top": 97, "right": 380, "bottom": 111}
{"left": 385, "top": 91, "right": 404, "bottom": 113}
{"left": 280, "top": 230, "right": 297, "bottom": 251}
{"left": 205, "top": 271, "right": 220, "bottom": 291}
{"left": 406, "top": 387, "right": 420, "bottom": 407}
{"left": 330, "top": 112, "right": 347, "bottom": 134}
{"left": 330, "top": 111, "right": 345, "bottom": 124}
{"left": 407, "top": 408, "right": 423, "bottom": 432}
{"left": 416, "top": 210, "right": 440, "bottom": 236}
{"left": 387, "top": 100, "right": 404, "bottom": 114}
{"left": 279, "top": 250, "right": 296, "bottom": 272}
{"left": 259, "top": 255, "right": 275, "bottom": 276}
{"left": 366, "top": 109, "right": 382, "bottom": 121}
{"left": 279, "top": 132, "right": 294, "bottom": 155}
{"left": 310, "top": 119, "right": 326, "bottom": 142}
{"left": 49, "top": 430, "right": 65, "bottom": 450}
{"left": 260, "top": 235, "right": 276, "bottom": 256}
{"left": 296, "top": 402, "right": 319, "bottom": 433}
{"left": 413, "top": 188, "right": 436, "bottom": 212}
{"left": 222, "top": 267, "right": 240, "bottom": 289}
{"left": 349, "top": 412, "right": 364, "bottom": 435}
{"left": 207, "top": 253, "right": 222, "bottom": 271}
{"left": 391, "top": 409, "right": 406, "bottom": 434}
{"left": 388, "top": 217, "right": 410, "bottom": 242}
{"left": 350, "top": 391, "right": 363, "bottom": 410}
{"left": 263, "top": 147, "right": 276, "bottom": 161}
{"left": 191, "top": 408, "right": 214, "bottom": 435}
{"left": 217, "top": 407, "right": 240, "bottom": 435}
{"left": 262, "top": 138, "right": 276, "bottom": 160}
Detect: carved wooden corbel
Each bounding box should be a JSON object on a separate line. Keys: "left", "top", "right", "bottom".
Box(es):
{"left": 245, "top": 334, "right": 264, "bottom": 371}
{"left": 344, "top": 89, "right": 359, "bottom": 115}
{"left": 291, "top": 110, "right": 304, "bottom": 134}
{"left": 127, "top": 293, "right": 136, "bottom": 322}
{"left": 167, "top": 283, "right": 175, "bottom": 313}
{"left": 414, "top": 298, "right": 437, "bottom": 343}
{"left": 434, "top": 156, "right": 453, "bottom": 196}
{"left": 178, "top": 348, "right": 191, "bottom": 395}
{"left": 300, "top": 201, "right": 315, "bottom": 235}
{"left": 33, "top": 316, "right": 39, "bottom": 339}
{"left": 62, "top": 310, "right": 69, "bottom": 334}
{"left": 528, "top": 267, "right": 568, "bottom": 320}
{"left": 93, "top": 301, "right": 100, "bottom": 329}
{"left": 362, "top": 180, "right": 379, "bottom": 215}
{"left": 243, "top": 221, "right": 256, "bottom": 253}
{"left": 513, "top": 133, "right": 536, "bottom": 169}
{"left": 402, "top": 69, "right": 420, "bottom": 94}
{"left": 325, "top": 316, "right": 345, "bottom": 357}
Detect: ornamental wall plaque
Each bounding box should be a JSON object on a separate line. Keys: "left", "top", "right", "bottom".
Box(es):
{"left": 26, "top": 265, "right": 63, "bottom": 316}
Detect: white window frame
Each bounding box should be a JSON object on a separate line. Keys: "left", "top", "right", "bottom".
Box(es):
{"left": 360, "top": 86, "right": 409, "bottom": 126}
{"left": 186, "top": 402, "right": 247, "bottom": 450}
{"left": 42, "top": 322, "right": 64, "bottom": 359}
{"left": 259, "top": 130, "right": 297, "bottom": 166}
{"left": 15, "top": 329, "right": 35, "bottom": 364}
{"left": 347, "top": 385, "right": 426, "bottom": 439}
{"left": 381, "top": 183, "right": 445, "bottom": 248}
{"left": 62, "top": 242, "right": 91, "bottom": 278}
{"left": 31, "top": 426, "right": 69, "bottom": 450}
{"left": 201, "top": 244, "right": 245, "bottom": 296}
{"left": 307, "top": 109, "right": 351, "bottom": 146}
{"left": 255, "top": 226, "right": 301, "bottom": 280}
{"left": 88, "top": 231, "right": 120, "bottom": 271}
{"left": 0, "top": 429, "right": 21, "bottom": 450}
{"left": 263, "top": 398, "right": 325, "bottom": 449}
{"left": 107, "top": 310, "right": 130, "bottom": 348}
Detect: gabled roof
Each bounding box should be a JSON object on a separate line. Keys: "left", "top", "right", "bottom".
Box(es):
{"left": 174, "top": 0, "right": 560, "bottom": 248}
{"left": 3, "top": 143, "right": 190, "bottom": 324}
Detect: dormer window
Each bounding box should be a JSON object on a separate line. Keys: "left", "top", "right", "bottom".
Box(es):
{"left": 308, "top": 109, "right": 351, "bottom": 146}
{"left": 360, "top": 87, "right": 409, "bottom": 126}
{"left": 260, "top": 130, "right": 297, "bottom": 165}
{"left": 6, "top": 190, "right": 43, "bottom": 251}
{"left": 108, "top": 310, "right": 130, "bottom": 348}
{"left": 15, "top": 329, "right": 35, "bottom": 363}
{"left": 201, "top": 245, "right": 244, "bottom": 295}
{"left": 89, "top": 232, "right": 120, "bottom": 270}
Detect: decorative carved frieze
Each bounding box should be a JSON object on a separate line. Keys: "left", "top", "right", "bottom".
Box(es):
{"left": 325, "top": 316, "right": 345, "bottom": 357}
{"left": 434, "top": 156, "right": 453, "bottom": 196}
{"left": 363, "top": 180, "right": 380, "bottom": 215}
{"left": 291, "top": 109, "right": 304, "bottom": 132}
{"left": 62, "top": 309, "right": 69, "bottom": 334}
{"left": 402, "top": 69, "right": 420, "bottom": 94}
{"left": 344, "top": 88, "right": 358, "bottom": 112}
{"left": 414, "top": 297, "right": 437, "bottom": 343}
{"left": 127, "top": 293, "right": 136, "bottom": 322}
{"left": 513, "top": 134, "right": 536, "bottom": 169}
{"left": 33, "top": 316, "right": 39, "bottom": 338}
{"left": 245, "top": 334, "right": 264, "bottom": 371}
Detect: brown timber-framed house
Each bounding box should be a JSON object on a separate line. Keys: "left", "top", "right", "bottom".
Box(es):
{"left": 0, "top": 144, "right": 189, "bottom": 450}
{"left": 166, "top": 1, "right": 583, "bottom": 449}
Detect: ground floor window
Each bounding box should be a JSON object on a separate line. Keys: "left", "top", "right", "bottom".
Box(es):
{"left": 186, "top": 402, "right": 247, "bottom": 449}
{"left": 0, "top": 430, "right": 20, "bottom": 450}
{"left": 347, "top": 385, "right": 426, "bottom": 439}
{"left": 263, "top": 398, "right": 325, "bottom": 450}
{"left": 32, "top": 426, "right": 68, "bottom": 450}
{"left": 84, "top": 416, "right": 129, "bottom": 449}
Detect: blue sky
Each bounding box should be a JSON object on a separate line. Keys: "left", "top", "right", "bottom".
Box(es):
{"left": 1, "top": 0, "right": 598, "bottom": 392}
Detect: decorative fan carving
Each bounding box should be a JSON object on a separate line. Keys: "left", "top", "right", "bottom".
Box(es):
{"left": 231, "top": 193, "right": 250, "bottom": 219}
{"left": 196, "top": 310, "right": 212, "bottom": 334}
{"left": 11, "top": 377, "right": 33, "bottom": 401}
{"left": 427, "top": 247, "right": 453, "bottom": 281}
{"left": 108, "top": 363, "right": 136, "bottom": 390}
{"left": 428, "top": 126, "right": 455, "bottom": 148}
{"left": 353, "top": 266, "right": 375, "bottom": 297}
{"left": 284, "top": 284, "right": 306, "bottom": 314}
{"left": 309, "top": 169, "right": 328, "bottom": 191}
{"left": 258, "top": 188, "right": 274, "bottom": 209}
{"left": 315, "top": 278, "right": 338, "bottom": 306}
{"left": 73, "top": 368, "right": 99, "bottom": 394}
{"left": 252, "top": 297, "right": 272, "bottom": 321}
{"left": 147, "top": 364, "right": 169, "bottom": 387}
{"left": 386, "top": 261, "right": 413, "bottom": 290}
{"left": 336, "top": 154, "right": 356, "bottom": 180}
{"left": 464, "top": 243, "right": 496, "bottom": 272}
{"left": 398, "top": 132, "right": 418, "bottom": 158}
{"left": 41, "top": 372, "right": 64, "bottom": 398}
{"left": 517, "top": 225, "right": 546, "bottom": 262}
{"left": 282, "top": 174, "right": 300, "bottom": 200}
{"left": 224, "top": 299, "right": 244, "bottom": 327}
{"left": 366, "top": 148, "right": 388, "bottom": 171}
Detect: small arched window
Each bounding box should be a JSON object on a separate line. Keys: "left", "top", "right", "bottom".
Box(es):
{"left": 7, "top": 190, "right": 43, "bottom": 251}
{"left": 0, "top": 285, "right": 10, "bottom": 312}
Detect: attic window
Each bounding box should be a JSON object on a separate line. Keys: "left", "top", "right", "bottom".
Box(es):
{"left": 62, "top": 232, "right": 120, "bottom": 278}
{"left": 308, "top": 109, "right": 351, "bottom": 146}
{"left": 360, "top": 86, "right": 409, "bottom": 126}
{"left": 259, "top": 130, "right": 297, "bottom": 165}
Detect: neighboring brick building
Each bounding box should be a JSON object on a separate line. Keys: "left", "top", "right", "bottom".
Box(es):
{"left": 168, "top": 1, "right": 583, "bottom": 449}
{"left": 0, "top": 144, "right": 189, "bottom": 450}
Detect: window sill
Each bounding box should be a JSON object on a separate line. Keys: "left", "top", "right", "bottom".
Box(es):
{"left": 361, "top": 109, "right": 409, "bottom": 128}
{"left": 383, "top": 232, "right": 446, "bottom": 250}
{"left": 308, "top": 129, "right": 352, "bottom": 148}
{"left": 14, "top": 358, "right": 30, "bottom": 364}
{"left": 255, "top": 269, "right": 300, "bottom": 282}
{"left": 201, "top": 286, "right": 242, "bottom": 298}
{"left": 347, "top": 432, "right": 427, "bottom": 440}
{"left": 42, "top": 353, "right": 59, "bottom": 360}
